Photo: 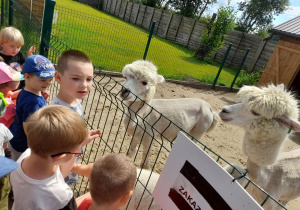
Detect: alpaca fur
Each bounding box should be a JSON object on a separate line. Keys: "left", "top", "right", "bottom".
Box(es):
{"left": 120, "top": 168, "right": 160, "bottom": 210}
{"left": 120, "top": 60, "right": 219, "bottom": 169}
{"left": 220, "top": 84, "right": 300, "bottom": 209}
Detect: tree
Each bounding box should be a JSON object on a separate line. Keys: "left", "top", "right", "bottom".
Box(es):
{"left": 236, "top": 0, "right": 290, "bottom": 33}
{"left": 197, "top": 0, "right": 217, "bottom": 20}
{"left": 194, "top": 6, "right": 236, "bottom": 60}
{"left": 167, "top": 0, "right": 216, "bottom": 18}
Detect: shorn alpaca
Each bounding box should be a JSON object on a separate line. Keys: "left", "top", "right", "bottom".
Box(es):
{"left": 220, "top": 84, "right": 300, "bottom": 209}
{"left": 120, "top": 168, "right": 160, "bottom": 210}
{"left": 120, "top": 60, "right": 219, "bottom": 169}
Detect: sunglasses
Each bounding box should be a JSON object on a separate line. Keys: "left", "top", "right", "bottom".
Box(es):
{"left": 51, "top": 147, "right": 84, "bottom": 158}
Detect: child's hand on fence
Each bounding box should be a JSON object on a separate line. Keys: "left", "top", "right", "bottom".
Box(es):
{"left": 27, "top": 45, "right": 36, "bottom": 57}
{"left": 71, "top": 163, "right": 93, "bottom": 178}
{"left": 42, "top": 90, "right": 50, "bottom": 103}
{"left": 85, "top": 129, "right": 101, "bottom": 145}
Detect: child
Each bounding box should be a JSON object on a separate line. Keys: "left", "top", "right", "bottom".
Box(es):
{"left": 0, "top": 26, "right": 35, "bottom": 89}
{"left": 8, "top": 54, "right": 55, "bottom": 161}
{"left": 0, "top": 155, "right": 18, "bottom": 210}
{"left": 0, "top": 94, "right": 16, "bottom": 210}
{"left": 76, "top": 154, "right": 137, "bottom": 210}
{"left": 0, "top": 26, "right": 35, "bottom": 66}
{"left": 50, "top": 49, "right": 101, "bottom": 186}
{"left": 50, "top": 49, "right": 94, "bottom": 116}
{"left": 0, "top": 62, "right": 24, "bottom": 128}
{"left": 10, "top": 105, "right": 89, "bottom": 210}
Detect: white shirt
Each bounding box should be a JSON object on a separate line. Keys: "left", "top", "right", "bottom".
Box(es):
{"left": 0, "top": 123, "right": 13, "bottom": 156}
{"left": 10, "top": 149, "right": 74, "bottom": 210}
{"left": 50, "top": 97, "right": 83, "bottom": 117}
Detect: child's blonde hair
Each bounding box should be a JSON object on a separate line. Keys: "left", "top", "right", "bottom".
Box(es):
{"left": 26, "top": 105, "right": 88, "bottom": 158}
{"left": 90, "top": 153, "right": 137, "bottom": 205}
{"left": 57, "top": 50, "right": 92, "bottom": 74}
{"left": 0, "top": 27, "right": 24, "bottom": 46}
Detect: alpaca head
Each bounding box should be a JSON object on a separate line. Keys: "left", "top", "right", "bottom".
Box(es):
{"left": 120, "top": 60, "right": 165, "bottom": 102}
{"left": 219, "top": 84, "right": 300, "bottom": 166}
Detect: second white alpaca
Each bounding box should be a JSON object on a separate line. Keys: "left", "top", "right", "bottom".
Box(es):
{"left": 120, "top": 60, "right": 219, "bottom": 169}
{"left": 220, "top": 84, "right": 300, "bottom": 209}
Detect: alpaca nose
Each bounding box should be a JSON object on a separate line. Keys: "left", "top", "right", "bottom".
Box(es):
{"left": 121, "top": 87, "right": 130, "bottom": 98}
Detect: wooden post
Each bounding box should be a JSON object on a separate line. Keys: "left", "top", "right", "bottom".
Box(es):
{"left": 248, "top": 39, "right": 267, "bottom": 72}
{"left": 276, "top": 47, "right": 279, "bottom": 84}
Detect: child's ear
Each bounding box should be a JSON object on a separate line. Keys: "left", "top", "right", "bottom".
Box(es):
{"left": 55, "top": 71, "right": 62, "bottom": 84}
{"left": 23, "top": 73, "right": 30, "bottom": 80}
{"left": 119, "top": 190, "right": 133, "bottom": 206}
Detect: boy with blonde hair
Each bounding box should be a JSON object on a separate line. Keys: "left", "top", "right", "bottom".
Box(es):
{"left": 77, "top": 153, "right": 137, "bottom": 210}
{"left": 9, "top": 55, "right": 55, "bottom": 161}
{"left": 0, "top": 26, "right": 35, "bottom": 66}
{"left": 50, "top": 49, "right": 101, "bottom": 186}
{"left": 10, "top": 105, "right": 89, "bottom": 210}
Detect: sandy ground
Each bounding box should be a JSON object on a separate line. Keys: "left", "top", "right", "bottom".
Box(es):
{"left": 78, "top": 75, "right": 300, "bottom": 209}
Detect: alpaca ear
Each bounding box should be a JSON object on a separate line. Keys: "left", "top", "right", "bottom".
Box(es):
{"left": 156, "top": 75, "right": 165, "bottom": 83}
{"left": 275, "top": 115, "right": 300, "bottom": 132}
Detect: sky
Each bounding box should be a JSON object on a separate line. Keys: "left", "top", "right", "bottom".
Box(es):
{"left": 205, "top": 0, "right": 300, "bottom": 27}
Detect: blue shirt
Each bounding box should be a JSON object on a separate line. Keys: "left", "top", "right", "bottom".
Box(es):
{"left": 9, "top": 89, "right": 46, "bottom": 152}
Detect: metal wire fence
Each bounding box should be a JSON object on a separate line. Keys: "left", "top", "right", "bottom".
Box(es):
{"left": 1, "top": 0, "right": 288, "bottom": 209}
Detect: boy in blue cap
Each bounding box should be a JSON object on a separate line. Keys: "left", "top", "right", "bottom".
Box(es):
{"left": 9, "top": 55, "right": 55, "bottom": 161}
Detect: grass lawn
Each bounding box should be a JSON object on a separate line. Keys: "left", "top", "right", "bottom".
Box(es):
{"left": 53, "top": 0, "right": 238, "bottom": 87}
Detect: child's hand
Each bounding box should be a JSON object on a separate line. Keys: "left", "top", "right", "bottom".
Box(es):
{"left": 42, "top": 90, "right": 50, "bottom": 103}
{"left": 27, "top": 45, "right": 36, "bottom": 57}
{"left": 85, "top": 129, "right": 101, "bottom": 145}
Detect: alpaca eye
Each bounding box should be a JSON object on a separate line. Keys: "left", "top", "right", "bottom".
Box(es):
{"left": 141, "top": 81, "right": 148, "bottom": 85}
{"left": 251, "top": 110, "right": 260, "bottom": 116}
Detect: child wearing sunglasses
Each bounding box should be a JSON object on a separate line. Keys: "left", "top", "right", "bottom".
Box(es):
{"left": 10, "top": 105, "right": 89, "bottom": 210}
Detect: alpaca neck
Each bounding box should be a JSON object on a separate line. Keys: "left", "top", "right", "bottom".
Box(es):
{"left": 246, "top": 159, "right": 262, "bottom": 182}
{"left": 243, "top": 130, "right": 287, "bottom": 167}
{"left": 124, "top": 100, "right": 150, "bottom": 125}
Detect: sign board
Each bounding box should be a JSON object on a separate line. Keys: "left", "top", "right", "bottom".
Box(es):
{"left": 152, "top": 132, "right": 262, "bottom": 210}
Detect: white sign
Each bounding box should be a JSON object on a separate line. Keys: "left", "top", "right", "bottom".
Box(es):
{"left": 152, "top": 132, "right": 262, "bottom": 210}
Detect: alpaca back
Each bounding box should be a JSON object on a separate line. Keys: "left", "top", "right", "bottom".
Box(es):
{"left": 121, "top": 168, "right": 161, "bottom": 210}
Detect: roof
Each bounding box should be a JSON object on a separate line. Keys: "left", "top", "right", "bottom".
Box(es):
{"left": 269, "top": 15, "right": 300, "bottom": 40}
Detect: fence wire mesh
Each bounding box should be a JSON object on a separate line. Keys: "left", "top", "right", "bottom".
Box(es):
{"left": 1, "top": 0, "right": 289, "bottom": 209}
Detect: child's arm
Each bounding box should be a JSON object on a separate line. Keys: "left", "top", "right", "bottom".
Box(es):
{"left": 42, "top": 90, "right": 50, "bottom": 103}
{"left": 83, "top": 129, "right": 101, "bottom": 146}
{"left": 27, "top": 45, "right": 36, "bottom": 57}
{"left": 7, "top": 90, "right": 21, "bottom": 105}
{"left": 71, "top": 163, "right": 93, "bottom": 179}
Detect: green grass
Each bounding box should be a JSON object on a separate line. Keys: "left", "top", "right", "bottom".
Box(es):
{"left": 52, "top": 0, "right": 237, "bottom": 87}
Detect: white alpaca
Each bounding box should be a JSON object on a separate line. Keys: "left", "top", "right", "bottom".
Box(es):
{"left": 220, "top": 84, "right": 300, "bottom": 209}
{"left": 121, "top": 168, "right": 160, "bottom": 210}
{"left": 120, "top": 60, "right": 219, "bottom": 169}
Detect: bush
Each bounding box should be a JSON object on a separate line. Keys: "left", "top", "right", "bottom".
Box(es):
{"left": 194, "top": 6, "right": 236, "bottom": 60}
{"left": 236, "top": 70, "right": 262, "bottom": 87}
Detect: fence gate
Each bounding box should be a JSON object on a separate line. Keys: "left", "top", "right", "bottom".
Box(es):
{"left": 258, "top": 37, "right": 300, "bottom": 88}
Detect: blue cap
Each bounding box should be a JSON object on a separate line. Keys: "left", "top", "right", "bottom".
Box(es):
{"left": 22, "top": 55, "right": 55, "bottom": 79}
{"left": 0, "top": 156, "right": 18, "bottom": 178}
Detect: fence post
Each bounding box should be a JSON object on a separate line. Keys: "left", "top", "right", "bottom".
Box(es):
{"left": 143, "top": 21, "right": 155, "bottom": 60}
{"left": 229, "top": 48, "right": 250, "bottom": 91}
{"left": 211, "top": 43, "right": 232, "bottom": 89}
{"left": 8, "top": 0, "right": 13, "bottom": 26}
{"left": 39, "top": 0, "right": 56, "bottom": 57}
